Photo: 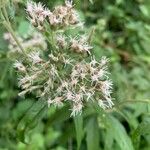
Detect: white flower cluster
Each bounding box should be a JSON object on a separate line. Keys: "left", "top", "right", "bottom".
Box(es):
{"left": 12, "top": 0, "right": 114, "bottom": 117}
{"left": 70, "top": 36, "right": 93, "bottom": 54}
{"left": 26, "top": 0, "right": 81, "bottom": 30}
{"left": 55, "top": 34, "right": 93, "bottom": 55}
{"left": 14, "top": 52, "right": 114, "bottom": 116}
{"left": 4, "top": 32, "right": 47, "bottom": 53}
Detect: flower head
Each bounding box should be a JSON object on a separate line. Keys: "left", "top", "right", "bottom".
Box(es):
{"left": 70, "top": 36, "right": 93, "bottom": 54}
{"left": 28, "top": 51, "right": 43, "bottom": 64}
{"left": 70, "top": 101, "right": 83, "bottom": 117}
{"left": 10, "top": 0, "right": 114, "bottom": 117}
{"left": 65, "top": 0, "right": 73, "bottom": 9}
{"left": 14, "top": 61, "right": 26, "bottom": 72}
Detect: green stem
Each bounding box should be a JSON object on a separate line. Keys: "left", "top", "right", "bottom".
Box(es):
{"left": 43, "top": 32, "right": 52, "bottom": 46}
{"left": 1, "top": 6, "right": 27, "bottom": 57}
{"left": 44, "top": 21, "right": 57, "bottom": 52}
{"left": 87, "top": 27, "right": 95, "bottom": 44}
{"left": 3, "top": 21, "right": 27, "bottom": 57}
{"left": 44, "top": 30, "right": 57, "bottom": 52}
{"left": 51, "top": 30, "right": 55, "bottom": 48}
{"left": 50, "top": 29, "right": 58, "bottom": 52}
{"left": 2, "top": 6, "right": 10, "bottom": 24}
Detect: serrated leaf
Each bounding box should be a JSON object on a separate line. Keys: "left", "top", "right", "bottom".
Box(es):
{"left": 17, "top": 100, "right": 47, "bottom": 144}
{"left": 108, "top": 115, "right": 134, "bottom": 150}
{"left": 74, "top": 114, "right": 84, "bottom": 150}
{"left": 86, "top": 117, "right": 99, "bottom": 150}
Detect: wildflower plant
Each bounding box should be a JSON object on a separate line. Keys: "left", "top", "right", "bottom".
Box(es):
{"left": 1, "top": 0, "right": 150, "bottom": 149}
{"left": 1, "top": 0, "right": 114, "bottom": 148}
{"left": 3, "top": 0, "right": 114, "bottom": 117}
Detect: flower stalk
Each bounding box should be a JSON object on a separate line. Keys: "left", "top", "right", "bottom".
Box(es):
{"left": 1, "top": 5, "right": 27, "bottom": 57}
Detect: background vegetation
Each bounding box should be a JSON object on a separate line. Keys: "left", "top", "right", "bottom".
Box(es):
{"left": 0, "top": 0, "right": 150, "bottom": 149}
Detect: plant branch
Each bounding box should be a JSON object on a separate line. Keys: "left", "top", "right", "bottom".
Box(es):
{"left": 1, "top": 6, "right": 27, "bottom": 57}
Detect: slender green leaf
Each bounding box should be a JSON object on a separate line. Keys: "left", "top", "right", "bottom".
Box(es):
{"left": 104, "top": 130, "right": 114, "bottom": 150}
{"left": 108, "top": 115, "right": 134, "bottom": 150}
{"left": 86, "top": 117, "right": 99, "bottom": 150}
{"left": 17, "top": 100, "right": 47, "bottom": 144}
{"left": 74, "top": 114, "right": 84, "bottom": 150}
{"left": 115, "top": 108, "right": 138, "bottom": 129}
{"left": 46, "top": 105, "right": 70, "bottom": 126}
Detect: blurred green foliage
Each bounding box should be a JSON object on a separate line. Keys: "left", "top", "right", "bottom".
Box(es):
{"left": 0, "top": 0, "right": 150, "bottom": 149}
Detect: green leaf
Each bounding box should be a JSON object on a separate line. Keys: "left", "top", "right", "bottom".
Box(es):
{"left": 140, "top": 5, "right": 149, "bottom": 17}
{"left": 46, "top": 105, "right": 70, "bottom": 125}
{"left": 17, "top": 100, "right": 47, "bottom": 144}
{"left": 74, "top": 114, "right": 84, "bottom": 150}
{"left": 86, "top": 117, "right": 99, "bottom": 150}
{"left": 104, "top": 130, "right": 114, "bottom": 150}
{"left": 8, "top": 1, "right": 15, "bottom": 20}
{"left": 132, "top": 121, "right": 150, "bottom": 149}
{"left": 89, "top": 0, "right": 94, "bottom": 4}
{"left": 57, "top": 123, "right": 75, "bottom": 145}
{"left": 18, "top": 21, "right": 30, "bottom": 36}
{"left": 108, "top": 115, "right": 134, "bottom": 150}
{"left": 115, "top": 108, "right": 138, "bottom": 129}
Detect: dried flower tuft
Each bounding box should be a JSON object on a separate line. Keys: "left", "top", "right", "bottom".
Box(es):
{"left": 6, "top": 0, "right": 114, "bottom": 117}
{"left": 26, "top": 0, "right": 81, "bottom": 29}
